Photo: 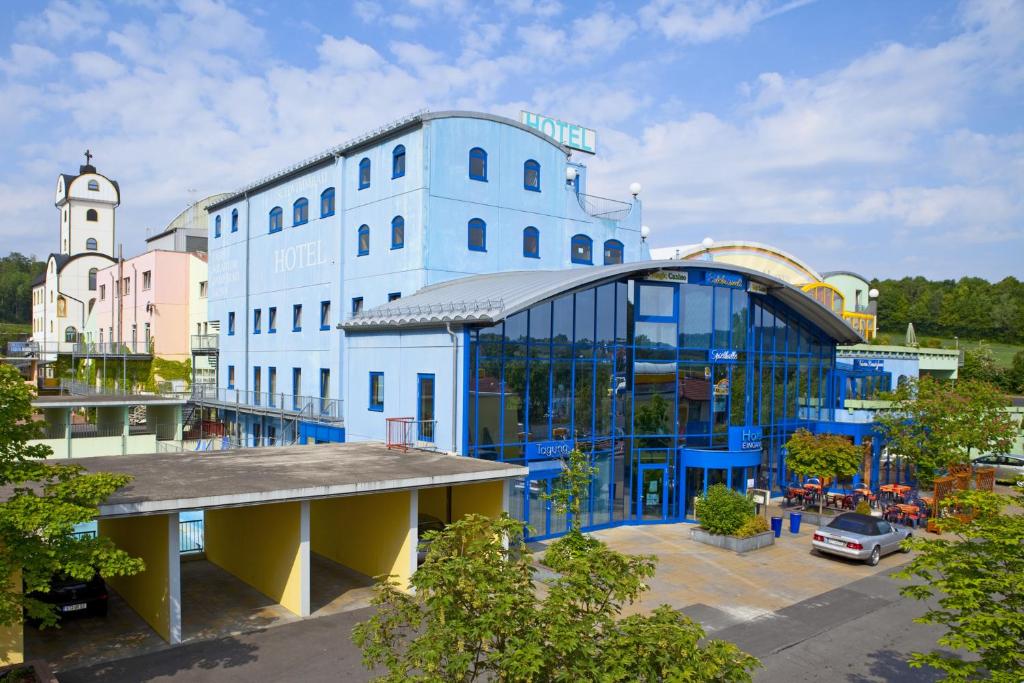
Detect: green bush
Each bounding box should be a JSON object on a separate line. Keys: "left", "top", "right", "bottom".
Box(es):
{"left": 855, "top": 500, "right": 872, "bottom": 515}
{"left": 735, "top": 516, "right": 771, "bottom": 538}
{"left": 696, "top": 484, "right": 755, "bottom": 536}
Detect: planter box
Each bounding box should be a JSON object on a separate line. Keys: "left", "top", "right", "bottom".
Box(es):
{"left": 690, "top": 528, "right": 775, "bottom": 553}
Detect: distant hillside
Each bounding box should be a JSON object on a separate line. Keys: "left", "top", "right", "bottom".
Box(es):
{"left": 0, "top": 252, "right": 46, "bottom": 324}
{"left": 872, "top": 275, "right": 1024, "bottom": 345}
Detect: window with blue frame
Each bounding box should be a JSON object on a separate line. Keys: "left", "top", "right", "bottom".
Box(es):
{"left": 369, "top": 372, "right": 384, "bottom": 411}
{"left": 292, "top": 368, "right": 301, "bottom": 407}
{"left": 570, "top": 234, "right": 592, "bottom": 264}
{"left": 603, "top": 239, "right": 624, "bottom": 265}
{"left": 391, "top": 216, "right": 404, "bottom": 249}
{"left": 469, "top": 147, "right": 487, "bottom": 181}
{"left": 468, "top": 218, "right": 486, "bottom": 251}
{"left": 227, "top": 311, "right": 235, "bottom": 335}
{"left": 523, "top": 159, "right": 540, "bottom": 191}
{"left": 268, "top": 307, "right": 277, "bottom": 333}
{"left": 214, "top": 215, "right": 221, "bottom": 238}
{"left": 352, "top": 297, "right": 363, "bottom": 314}
{"left": 392, "top": 145, "right": 405, "bottom": 178}
{"left": 320, "top": 187, "right": 335, "bottom": 217}
{"left": 231, "top": 208, "right": 238, "bottom": 232}
{"left": 358, "top": 224, "right": 369, "bottom": 255}
{"left": 269, "top": 207, "right": 283, "bottom": 233}
{"left": 320, "top": 301, "right": 330, "bottom": 330}
{"left": 253, "top": 308, "right": 262, "bottom": 334}
{"left": 358, "top": 158, "right": 370, "bottom": 189}
{"left": 293, "top": 198, "right": 308, "bottom": 226}
{"left": 292, "top": 304, "right": 302, "bottom": 331}
{"left": 227, "top": 365, "right": 235, "bottom": 389}
{"left": 523, "top": 226, "right": 539, "bottom": 258}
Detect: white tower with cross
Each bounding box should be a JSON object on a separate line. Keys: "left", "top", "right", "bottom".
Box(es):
{"left": 54, "top": 150, "right": 120, "bottom": 257}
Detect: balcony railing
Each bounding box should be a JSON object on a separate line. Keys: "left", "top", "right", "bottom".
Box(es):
{"left": 73, "top": 341, "right": 151, "bottom": 355}
{"left": 5, "top": 341, "right": 38, "bottom": 356}
{"left": 59, "top": 379, "right": 190, "bottom": 400}
{"left": 73, "top": 519, "right": 204, "bottom": 554}
{"left": 191, "top": 334, "right": 219, "bottom": 352}
{"left": 576, "top": 192, "right": 633, "bottom": 221}
{"left": 191, "top": 385, "right": 344, "bottom": 421}
{"left": 35, "top": 422, "right": 176, "bottom": 440}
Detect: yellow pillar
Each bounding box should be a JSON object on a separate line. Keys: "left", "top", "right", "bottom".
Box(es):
{"left": 310, "top": 490, "right": 417, "bottom": 591}
{"left": 98, "top": 513, "right": 181, "bottom": 644}
{"left": 0, "top": 570, "right": 24, "bottom": 665}
{"left": 204, "top": 501, "right": 309, "bottom": 616}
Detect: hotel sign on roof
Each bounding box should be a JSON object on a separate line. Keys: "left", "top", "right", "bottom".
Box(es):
{"left": 521, "top": 111, "right": 597, "bottom": 154}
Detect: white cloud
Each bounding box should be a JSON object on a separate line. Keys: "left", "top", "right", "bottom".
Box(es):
{"left": 640, "top": 0, "right": 815, "bottom": 44}
{"left": 570, "top": 11, "right": 637, "bottom": 54}
{"left": 506, "top": 0, "right": 563, "bottom": 19}
{"left": 515, "top": 23, "right": 566, "bottom": 58}
{"left": 16, "top": 0, "right": 110, "bottom": 42}
{"left": 317, "top": 36, "right": 385, "bottom": 70}
{"left": 0, "top": 44, "right": 58, "bottom": 77}
{"left": 70, "top": 51, "right": 126, "bottom": 80}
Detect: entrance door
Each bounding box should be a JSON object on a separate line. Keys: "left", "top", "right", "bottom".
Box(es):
{"left": 684, "top": 467, "right": 704, "bottom": 520}
{"left": 417, "top": 373, "right": 435, "bottom": 443}
{"left": 524, "top": 473, "right": 571, "bottom": 539}
{"left": 637, "top": 465, "right": 669, "bottom": 521}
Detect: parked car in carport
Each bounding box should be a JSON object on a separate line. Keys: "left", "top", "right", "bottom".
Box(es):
{"left": 811, "top": 512, "right": 912, "bottom": 566}
{"left": 417, "top": 514, "right": 446, "bottom": 565}
{"left": 972, "top": 454, "right": 1024, "bottom": 484}
{"left": 27, "top": 572, "right": 108, "bottom": 624}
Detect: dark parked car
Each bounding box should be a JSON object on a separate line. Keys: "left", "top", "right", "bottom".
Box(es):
{"left": 812, "top": 512, "right": 912, "bottom": 566}
{"left": 28, "top": 573, "right": 108, "bottom": 623}
{"left": 417, "top": 514, "right": 446, "bottom": 565}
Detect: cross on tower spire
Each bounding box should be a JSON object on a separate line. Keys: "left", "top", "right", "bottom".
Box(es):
{"left": 84, "top": 149, "right": 93, "bottom": 166}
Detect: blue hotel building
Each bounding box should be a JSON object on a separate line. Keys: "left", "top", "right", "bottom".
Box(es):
{"left": 204, "top": 110, "right": 877, "bottom": 539}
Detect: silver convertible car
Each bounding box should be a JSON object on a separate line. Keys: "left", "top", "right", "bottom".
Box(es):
{"left": 811, "top": 512, "right": 912, "bottom": 566}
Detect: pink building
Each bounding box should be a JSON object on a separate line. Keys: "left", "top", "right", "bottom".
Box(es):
{"left": 88, "top": 250, "right": 208, "bottom": 361}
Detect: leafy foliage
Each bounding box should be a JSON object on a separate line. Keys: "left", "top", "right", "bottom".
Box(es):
{"left": 854, "top": 499, "right": 872, "bottom": 515}
{"left": 0, "top": 364, "right": 142, "bottom": 626}
{"left": 352, "top": 513, "right": 759, "bottom": 682}
{"left": 876, "top": 377, "right": 1014, "bottom": 486}
{"left": 734, "top": 515, "right": 771, "bottom": 539}
{"left": 0, "top": 253, "right": 44, "bottom": 324}
{"left": 696, "top": 484, "right": 755, "bottom": 536}
{"left": 541, "top": 448, "right": 596, "bottom": 533}
{"left": 784, "top": 429, "right": 863, "bottom": 516}
{"left": 895, "top": 488, "right": 1024, "bottom": 682}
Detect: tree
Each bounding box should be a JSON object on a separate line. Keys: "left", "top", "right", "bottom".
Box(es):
{"left": 1005, "top": 350, "right": 1024, "bottom": 394}
{"left": 352, "top": 450, "right": 759, "bottom": 682}
{"left": 542, "top": 448, "right": 596, "bottom": 533}
{"left": 960, "top": 343, "right": 1005, "bottom": 388}
{"left": 895, "top": 488, "right": 1024, "bottom": 681}
{"left": 876, "top": 377, "right": 1015, "bottom": 486}
{"left": 0, "top": 364, "right": 142, "bottom": 626}
{"left": 784, "top": 429, "right": 862, "bottom": 517}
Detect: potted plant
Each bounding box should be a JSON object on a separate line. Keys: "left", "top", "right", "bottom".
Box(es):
{"left": 690, "top": 484, "right": 775, "bottom": 553}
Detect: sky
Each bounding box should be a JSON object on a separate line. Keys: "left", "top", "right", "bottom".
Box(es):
{"left": 1, "top": 0, "right": 1021, "bottom": 282}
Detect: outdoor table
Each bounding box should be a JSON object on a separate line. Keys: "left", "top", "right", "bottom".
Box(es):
{"left": 880, "top": 484, "right": 910, "bottom": 495}
{"left": 919, "top": 495, "right": 934, "bottom": 508}
{"left": 853, "top": 487, "right": 872, "bottom": 497}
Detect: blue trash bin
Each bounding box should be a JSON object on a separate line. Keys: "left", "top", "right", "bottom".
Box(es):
{"left": 770, "top": 516, "right": 783, "bottom": 538}
{"left": 790, "top": 511, "right": 802, "bottom": 534}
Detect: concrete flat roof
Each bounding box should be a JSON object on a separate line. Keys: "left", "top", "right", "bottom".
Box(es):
{"left": 37, "top": 443, "right": 528, "bottom": 517}
{"left": 32, "top": 394, "right": 188, "bottom": 408}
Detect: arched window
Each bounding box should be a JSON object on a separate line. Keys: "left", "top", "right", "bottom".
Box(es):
{"left": 603, "top": 239, "right": 624, "bottom": 265}
{"left": 231, "top": 208, "right": 239, "bottom": 232}
{"left": 293, "top": 198, "right": 309, "bottom": 226}
{"left": 523, "top": 159, "right": 540, "bottom": 191}
{"left": 88, "top": 268, "right": 97, "bottom": 290}
{"left": 357, "top": 224, "right": 370, "bottom": 256}
{"left": 320, "top": 188, "right": 335, "bottom": 217}
{"left": 523, "top": 226, "right": 539, "bottom": 258}
{"left": 86, "top": 208, "right": 98, "bottom": 221}
{"left": 392, "top": 145, "right": 406, "bottom": 179}
{"left": 64, "top": 326, "right": 77, "bottom": 343}
{"left": 214, "top": 215, "right": 222, "bottom": 237}
{"left": 269, "top": 206, "right": 283, "bottom": 233}
{"left": 87, "top": 180, "right": 99, "bottom": 191}
{"left": 391, "top": 216, "right": 405, "bottom": 249}
{"left": 469, "top": 147, "right": 487, "bottom": 181}
{"left": 468, "top": 218, "right": 486, "bottom": 251}
{"left": 87, "top": 298, "right": 95, "bottom": 315}
{"left": 358, "top": 158, "right": 371, "bottom": 189}
{"left": 571, "top": 234, "right": 593, "bottom": 265}
{"left": 56, "top": 296, "right": 67, "bottom": 318}
{"left": 85, "top": 238, "right": 98, "bottom": 250}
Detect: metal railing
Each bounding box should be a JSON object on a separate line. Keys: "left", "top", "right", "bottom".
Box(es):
{"left": 71, "top": 521, "right": 204, "bottom": 554}
{"left": 35, "top": 422, "right": 175, "bottom": 440}
{"left": 190, "top": 334, "right": 219, "bottom": 352}
{"left": 191, "top": 386, "right": 344, "bottom": 421}
{"left": 386, "top": 417, "right": 439, "bottom": 451}
{"left": 59, "top": 379, "right": 190, "bottom": 400}
{"left": 73, "top": 341, "right": 151, "bottom": 355}
{"left": 5, "top": 341, "right": 38, "bottom": 356}
{"left": 576, "top": 192, "right": 633, "bottom": 221}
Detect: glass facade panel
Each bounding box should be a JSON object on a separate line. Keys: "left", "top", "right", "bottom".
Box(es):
{"left": 637, "top": 283, "right": 675, "bottom": 319}
{"left": 680, "top": 285, "right": 712, "bottom": 348}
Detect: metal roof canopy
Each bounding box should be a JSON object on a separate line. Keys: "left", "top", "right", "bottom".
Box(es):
{"left": 5, "top": 443, "right": 527, "bottom": 518}
{"left": 342, "top": 260, "right": 864, "bottom": 345}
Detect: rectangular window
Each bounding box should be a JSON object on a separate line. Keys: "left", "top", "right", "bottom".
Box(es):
{"left": 268, "top": 366, "right": 277, "bottom": 406}
{"left": 227, "top": 365, "right": 235, "bottom": 389}
{"left": 418, "top": 373, "right": 435, "bottom": 442}
{"left": 253, "top": 308, "right": 262, "bottom": 334}
{"left": 351, "top": 297, "right": 363, "bottom": 315}
{"left": 253, "top": 366, "right": 261, "bottom": 405}
{"left": 293, "top": 304, "right": 302, "bottom": 331}
{"left": 99, "top": 284, "right": 106, "bottom": 300}
{"left": 319, "top": 368, "right": 330, "bottom": 415}
{"left": 142, "top": 271, "right": 152, "bottom": 290}
{"left": 268, "top": 306, "right": 277, "bottom": 333}
{"left": 292, "top": 367, "right": 301, "bottom": 409}
{"left": 369, "top": 371, "right": 384, "bottom": 411}
{"left": 388, "top": 292, "right": 401, "bottom": 302}
{"left": 636, "top": 282, "right": 677, "bottom": 322}
{"left": 320, "top": 301, "right": 331, "bottom": 330}
{"left": 228, "top": 311, "right": 235, "bottom": 335}
{"left": 199, "top": 281, "right": 208, "bottom": 298}
{"left": 122, "top": 277, "right": 131, "bottom": 295}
